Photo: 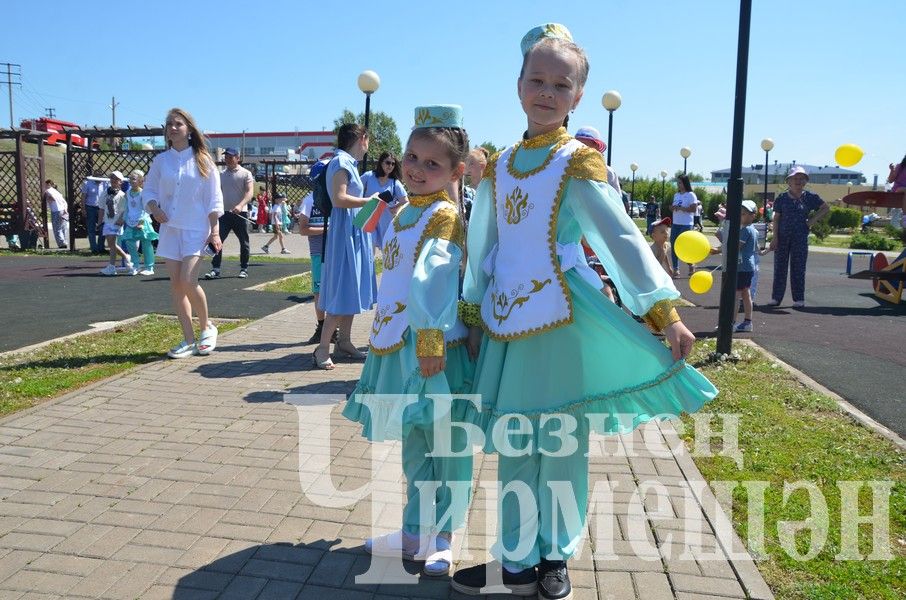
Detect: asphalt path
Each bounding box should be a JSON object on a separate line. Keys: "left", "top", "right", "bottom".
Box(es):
{"left": 676, "top": 248, "right": 906, "bottom": 439}
{"left": 2, "top": 245, "right": 904, "bottom": 439}
{"left": 0, "top": 255, "right": 311, "bottom": 353}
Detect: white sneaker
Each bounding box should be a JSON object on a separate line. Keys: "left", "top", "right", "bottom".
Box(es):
{"left": 99, "top": 264, "right": 117, "bottom": 276}
{"left": 238, "top": 269, "right": 248, "bottom": 278}
{"left": 127, "top": 267, "right": 139, "bottom": 276}
{"left": 280, "top": 248, "right": 291, "bottom": 254}
{"left": 792, "top": 301, "right": 805, "bottom": 308}
{"left": 261, "top": 245, "right": 270, "bottom": 254}
{"left": 139, "top": 268, "right": 154, "bottom": 276}
{"left": 765, "top": 299, "right": 780, "bottom": 307}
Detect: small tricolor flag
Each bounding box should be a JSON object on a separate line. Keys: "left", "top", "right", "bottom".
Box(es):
{"left": 353, "top": 197, "right": 389, "bottom": 233}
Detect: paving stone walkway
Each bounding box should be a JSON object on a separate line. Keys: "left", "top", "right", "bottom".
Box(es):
{"left": 0, "top": 303, "right": 774, "bottom": 599}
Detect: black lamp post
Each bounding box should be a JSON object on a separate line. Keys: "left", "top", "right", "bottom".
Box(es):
{"left": 680, "top": 147, "right": 691, "bottom": 175}
{"left": 602, "top": 90, "right": 621, "bottom": 167}
{"left": 630, "top": 163, "right": 638, "bottom": 201}
{"left": 716, "top": 0, "right": 753, "bottom": 356}
{"left": 760, "top": 138, "right": 774, "bottom": 250}
{"left": 660, "top": 169, "right": 668, "bottom": 204}
{"left": 357, "top": 70, "right": 380, "bottom": 174}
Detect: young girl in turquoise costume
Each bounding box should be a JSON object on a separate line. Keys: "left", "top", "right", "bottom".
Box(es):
{"left": 342, "top": 104, "right": 474, "bottom": 578}
{"left": 451, "top": 24, "right": 718, "bottom": 600}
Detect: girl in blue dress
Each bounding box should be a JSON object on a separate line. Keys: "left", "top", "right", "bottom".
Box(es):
{"left": 451, "top": 24, "right": 718, "bottom": 600}
{"left": 342, "top": 105, "right": 474, "bottom": 578}
{"left": 314, "top": 124, "right": 379, "bottom": 369}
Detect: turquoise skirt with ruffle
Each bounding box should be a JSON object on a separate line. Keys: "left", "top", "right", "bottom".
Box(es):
{"left": 463, "top": 270, "right": 718, "bottom": 452}
{"left": 342, "top": 329, "right": 475, "bottom": 442}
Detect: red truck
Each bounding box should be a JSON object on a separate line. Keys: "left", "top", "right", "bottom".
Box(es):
{"left": 20, "top": 117, "right": 88, "bottom": 147}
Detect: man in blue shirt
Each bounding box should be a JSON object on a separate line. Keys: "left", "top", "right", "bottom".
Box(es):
{"left": 80, "top": 170, "right": 108, "bottom": 254}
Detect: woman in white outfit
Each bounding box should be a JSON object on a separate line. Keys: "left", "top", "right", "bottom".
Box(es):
{"left": 143, "top": 108, "right": 224, "bottom": 358}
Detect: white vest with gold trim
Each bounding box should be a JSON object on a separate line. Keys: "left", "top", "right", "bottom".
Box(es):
{"left": 481, "top": 140, "right": 583, "bottom": 340}
{"left": 369, "top": 200, "right": 467, "bottom": 354}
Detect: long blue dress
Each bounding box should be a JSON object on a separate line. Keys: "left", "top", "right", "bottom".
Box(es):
{"left": 319, "top": 149, "right": 378, "bottom": 315}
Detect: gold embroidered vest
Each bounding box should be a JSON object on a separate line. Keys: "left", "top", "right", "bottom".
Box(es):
{"left": 480, "top": 139, "right": 584, "bottom": 340}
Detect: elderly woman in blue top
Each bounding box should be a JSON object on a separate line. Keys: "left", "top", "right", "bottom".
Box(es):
{"left": 766, "top": 166, "right": 829, "bottom": 308}
{"left": 313, "top": 123, "right": 379, "bottom": 370}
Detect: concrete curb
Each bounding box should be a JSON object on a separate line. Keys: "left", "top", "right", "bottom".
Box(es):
{"left": 736, "top": 338, "right": 906, "bottom": 452}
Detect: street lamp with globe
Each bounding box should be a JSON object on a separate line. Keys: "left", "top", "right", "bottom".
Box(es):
{"left": 680, "top": 146, "right": 692, "bottom": 174}
{"left": 629, "top": 162, "right": 638, "bottom": 201}
{"left": 602, "top": 90, "right": 621, "bottom": 167}
{"left": 760, "top": 138, "right": 774, "bottom": 247}
{"left": 357, "top": 70, "right": 380, "bottom": 173}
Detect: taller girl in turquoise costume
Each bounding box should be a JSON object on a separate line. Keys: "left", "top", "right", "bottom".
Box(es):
{"left": 451, "top": 24, "right": 718, "bottom": 600}
{"left": 342, "top": 105, "right": 474, "bottom": 578}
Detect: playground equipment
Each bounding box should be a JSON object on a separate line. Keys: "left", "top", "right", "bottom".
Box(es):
{"left": 842, "top": 190, "right": 905, "bottom": 210}
{"left": 848, "top": 250, "right": 906, "bottom": 304}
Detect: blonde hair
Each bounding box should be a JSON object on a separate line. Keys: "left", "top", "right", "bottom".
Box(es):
{"left": 520, "top": 37, "right": 590, "bottom": 89}
{"left": 468, "top": 147, "right": 489, "bottom": 168}
{"left": 166, "top": 108, "right": 214, "bottom": 178}
{"left": 129, "top": 169, "right": 145, "bottom": 179}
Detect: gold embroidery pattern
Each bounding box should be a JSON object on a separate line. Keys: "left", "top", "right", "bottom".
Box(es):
{"left": 457, "top": 300, "right": 482, "bottom": 328}
{"left": 416, "top": 329, "right": 445, "bottom": 358}
{"left": 490, "top": 278, "right": 551, "bottom": 325}
{"left": 565, "top": 145, "right": 608, "bottom": 182}
{"left": 642, "top": 299, "right": 681, "bottom": 333}
{"left": 482, "top": 150, "right": 576, "bottom": 342}
{"left": 483, "top": 152, "right": 501, "bottom": 180}
{"left": 392, "top": 190, "right": 452, "bottom": 233}
{"left": 413, "top": 207, "right": 465, "bottom": 266}
{"left": 504, "top": 186, "right": 533, "bottom": 225}
{"left": 506, "top": 130, "right": 571, "bottom": 180}
{"left": 414, "top": 108, "right": 443, "bottom": 127}
{"left": 371, "top": 301, "right": 406, "bottom": 337}
{"left": 369, "top": 336, "right": 406, "bottom": 356}
{"left": 382, "top": 237, "right": 401, "bottom": 271}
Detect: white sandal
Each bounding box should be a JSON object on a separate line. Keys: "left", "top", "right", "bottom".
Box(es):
{"left": 167, "top": 340, "right": 196, "bottom": 359}
{"left": 423, "top": 534, "right": 453, "bottom": 577}
{"left": 365, "top": 530, "right": 424, "bottom": 560}
{"left": 196, "top": 325, "right": 218, "bottom": 356}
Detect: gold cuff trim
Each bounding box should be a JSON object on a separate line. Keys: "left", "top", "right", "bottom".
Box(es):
{"left": 643, "top": 299, "right": 681, "bottom": 333}
{"left": 458, "top": 300, "right": 482, "bottom": 328}
{"left": 416, "top": 329, "right": 445, "bottom": 358}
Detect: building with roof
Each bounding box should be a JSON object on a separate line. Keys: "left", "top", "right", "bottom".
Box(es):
{"left": 711, "top": 162, "right": 864, "bottom": 185}
{"left": 204, "top": 130, "right": 335, "bottom": 162}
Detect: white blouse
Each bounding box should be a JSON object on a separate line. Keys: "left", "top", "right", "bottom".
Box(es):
{"left": 143, "top": 146, "right": 223, "bottom": 231}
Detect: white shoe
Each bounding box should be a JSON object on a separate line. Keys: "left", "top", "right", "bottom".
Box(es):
{"left": 765, "top": 299, "right": 780, "bottom": 307}
{"left": 261, "top": 245, "right": 270, "bottom": 254}
{"left": 423, "top": 534, "right": 453, "bottom": 577}
{"left": 280, "top": 248, "right": 291, "bottom": 254}
{"left": 139, "top": 268, "right": 154, "bottom": 276}
{"left": 792, "top": 301, "right": 805, "bottom": 308}
{"left": 238, "top": 269, "right": 248, "bottom": 278}
{"left": 167, "top": 340, "right": 196, "bottom": 359}
{"left": 99, "top": 264, "right": 117, "bottom": 276}
{"left": 118, "top": 262, "right": 134, "bottom": 272}
{"left": 127, "top": 267, "right": 138, "bottom": 276}
{"left": 364, "top": 530, "right": 425, "bottom": 560}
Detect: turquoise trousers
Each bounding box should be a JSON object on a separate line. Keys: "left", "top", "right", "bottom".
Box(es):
{"left": 495, "top": 427, "right": 590, "bottom": 570}
{"left": 401, "top": 422, "right": 472, "bottom": 536}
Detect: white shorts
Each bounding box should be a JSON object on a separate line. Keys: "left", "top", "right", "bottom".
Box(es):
{"left": 102, "top": 223, "right": 124, "bottom": 237}
{"left": 156, "top": 224, "right": 208, "bottom": 261}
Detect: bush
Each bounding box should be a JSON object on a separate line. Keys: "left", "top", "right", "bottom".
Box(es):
{"left": 810, "top": 220, "right": 832, "bottom": 240}
{"left": 850, "top": 232, "right": 897, "bottom": 251}
{"left": 827, "top": 207, "right": 861, "bottom": 230}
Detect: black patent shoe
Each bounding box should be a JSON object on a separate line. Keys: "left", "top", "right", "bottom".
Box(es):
{"left": 451, "top": 562, "right": 537, "bottom": 596}
{"left": 537, "top": 559, "right": 571, "bottom": 600}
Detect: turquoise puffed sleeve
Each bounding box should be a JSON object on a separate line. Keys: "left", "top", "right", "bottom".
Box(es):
{"left": 409, "top": 238, "right": 464, "bottom": 357}
{"left": 566, "top": 178, "right": 680, "bottom": 316}
{"left": 462, "top": 177, "right": 496, "bottom": 305}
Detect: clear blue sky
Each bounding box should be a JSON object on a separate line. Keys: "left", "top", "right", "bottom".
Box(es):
{"left": 5, "top": 0, "right": 903, "bottom": 183}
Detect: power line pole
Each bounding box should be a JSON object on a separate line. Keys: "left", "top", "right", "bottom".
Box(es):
{"left": 110, "top": 95, "right": 119, "bottom": 127}
{"left": 44, "top": 107, "right": 56, "bottom": 118}
{"left": 1, "top": 62, "right": 22, "bottom": 128}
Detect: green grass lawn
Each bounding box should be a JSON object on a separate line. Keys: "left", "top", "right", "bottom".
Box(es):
{"left": 0, "top": 315, "right": 247, "bottom": 418}
{"left": 808, "top": 234, "right": 904, "bottom": 252}
{"left": 686, "top": 341, "right": 906, "bottom": 600}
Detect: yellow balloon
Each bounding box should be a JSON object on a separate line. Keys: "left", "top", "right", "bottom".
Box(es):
{"left": 689, "top": 270, "right": 713, "bottom": 294}
{"left": 674, "top": 230, "right": 711, "bottom": 264}
{"left": 835, "top": 143, "right": 864, "bottom": 168}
